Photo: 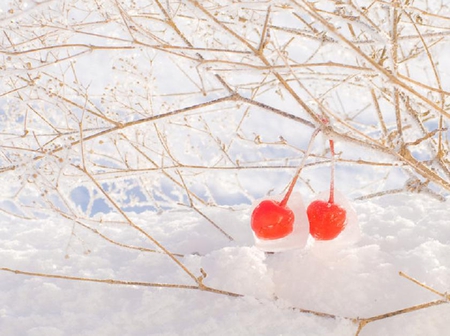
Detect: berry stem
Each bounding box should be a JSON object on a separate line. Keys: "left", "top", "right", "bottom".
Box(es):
{"left": 328, "top": 139, "right": 335, "bottom": 204}
{"left": 280, "top": 128, "right": 321, "bottom": 207}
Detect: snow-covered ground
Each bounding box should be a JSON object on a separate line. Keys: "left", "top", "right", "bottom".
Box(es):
{"left": 1, "top": 192, "right": 449, "bottom": 336}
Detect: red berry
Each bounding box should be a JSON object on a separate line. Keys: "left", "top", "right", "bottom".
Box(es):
{"left": 307, "top": 200, "right": 346, "bottom": 240}
{"left": 251, "top": 199, "right": 294, "bottom": 240}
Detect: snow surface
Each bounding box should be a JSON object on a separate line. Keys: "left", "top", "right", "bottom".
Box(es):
{"left": 1, "top": 193, "right": 449, "bottom": 336}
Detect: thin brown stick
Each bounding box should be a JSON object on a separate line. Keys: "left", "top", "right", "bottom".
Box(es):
{"left": 354, "top": 299, "right": 447, "bottom": 336}
{"left": 370, "top": 89, "right": 388, "bottom": 140}
{"left": 399, "top": 271, "right": 449, "bottom": 299}
{"left": 0, "top": 267, "right": 241, "bottom": 297}
{"left": 76, "top": 165, "right": 202, "bottom": 286}
{"left": 70, "top": 216, "right": 185, "bottom": 258}
{"left": 258, "top": 6, "right": 271, "bottom": 54}
{"left": 391, "top": 1, "right": 403, "bottom": 141}
{"left": 176, "top": 169, "right": 234, "bottom": 241}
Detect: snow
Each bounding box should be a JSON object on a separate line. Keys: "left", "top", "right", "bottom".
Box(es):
{"left": 1, "top": 193, "right": 449, "bottom": 336}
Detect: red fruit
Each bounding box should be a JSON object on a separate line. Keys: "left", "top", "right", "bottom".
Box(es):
{"left": 307, "top": 138, "right": 348, "bottom": 240}
{"left": 307, "top": 200, "right": 346, "bottom": 240}
{"left": 250, "top": 128, "right": 321, "bottom": 243}
{"left": 251, "top": 199, "right": 294, "bottom": 240}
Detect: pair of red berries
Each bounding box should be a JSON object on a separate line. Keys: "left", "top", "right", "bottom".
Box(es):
{"left": 251, "top": 139, "right": 347, "bottom": 241}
